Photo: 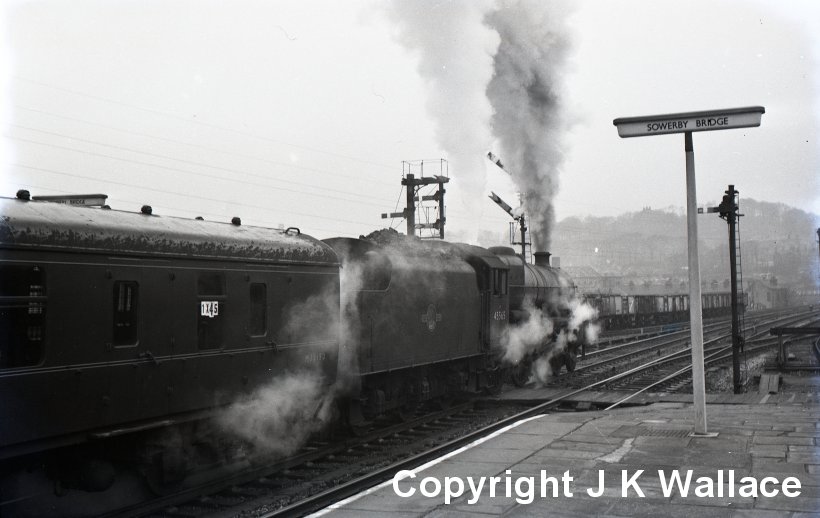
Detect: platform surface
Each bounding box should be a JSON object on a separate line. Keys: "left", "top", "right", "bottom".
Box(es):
{"left": 317, "top": 381, "right": 820, "bottom": 517}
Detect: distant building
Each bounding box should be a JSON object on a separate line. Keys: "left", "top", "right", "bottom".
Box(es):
{"left": 563, "top": 266, "right": 602, "bottom": 293}
{"left": 747, "top": 278, "right": 790, "bottom": 309}
{"left": 564, "top": 266, "right": 626, "bottom": 294}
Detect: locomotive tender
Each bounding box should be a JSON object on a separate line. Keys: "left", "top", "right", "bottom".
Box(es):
{"left": 325, "top": 235, "right": 511, "bottom": 419}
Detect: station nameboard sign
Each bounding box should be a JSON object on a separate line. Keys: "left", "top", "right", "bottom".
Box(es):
{"left": 613, "top": 106, "right": 765, "bottom": 138}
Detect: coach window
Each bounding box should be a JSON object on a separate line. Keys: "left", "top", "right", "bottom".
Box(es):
{"left": 113, "top": 281, "right": 139, "bottom": 346}
{"left": 249, "top": 283, "right": 267, "bottom": 336}
{"left": 198, "top": 273, "right": 225, "bottom": 349}
{"left": 0, "top": 265, "right": 46, "bottom": 368}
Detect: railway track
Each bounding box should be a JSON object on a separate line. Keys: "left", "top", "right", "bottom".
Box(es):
{"left": 270, "top": 310, "right": 819, "bottom": 517}
{"left": 107, "top": 401, "right": 533, "bottom": 518}
{"left": 553, "top": 308, "right": 817, "bottom": 390}
{"left": 93, "top": 308, "right": 817, "bottom": 517}
{"left": 600, "top": 313, "right": 820, "bottom": 404}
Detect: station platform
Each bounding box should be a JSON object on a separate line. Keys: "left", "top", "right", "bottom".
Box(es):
{"left": 495, "top": 371, "right": 820, "bottom": 407}
{"left": 316, "top": 378, "right": 820, "bottom": 517}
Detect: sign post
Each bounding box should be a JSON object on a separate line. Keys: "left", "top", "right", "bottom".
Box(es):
{"left": 613, "top": 106, "right": 764, "bottom": 435}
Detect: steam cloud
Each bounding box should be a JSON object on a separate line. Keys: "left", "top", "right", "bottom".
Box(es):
{"left": 487, "top": 1, "right": 574, "bottom": 252}
{"left": 501, "top": 293, "right": 599, "bottom": 385}
{"left": 501, "top": 297, "right": 553, "bottom": 364}
{"left": 216, "top": 258, "right": 370, "bottom": 456}
{"left": 336, "top": 260, "right": 367, "bottom": 393}
{"left": 216, "top": 373, "right": 334, "bottom": 455}
{"left": 215, "top": 291, "right": 338, "bottom": 455}
{"left": 568, "top": 296, "right": 601, "bottom": 344}
{"left": 385, "top": 1, "right": 500, "bottom": 235}
{"left": 386, "top": 0, "right": 574, "bottom": 249}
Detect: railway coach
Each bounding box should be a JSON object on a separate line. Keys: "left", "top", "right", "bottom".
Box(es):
{"left": 0, "top": 193, "right": 339, "bottom": 492}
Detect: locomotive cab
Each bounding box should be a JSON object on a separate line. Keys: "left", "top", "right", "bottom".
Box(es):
{"left": 490, "top": 247, "right": 586, "bottom": 378}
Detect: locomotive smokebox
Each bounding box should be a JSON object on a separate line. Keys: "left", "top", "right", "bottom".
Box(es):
{"left": 533, "top": 251, "right": 551, "bottom": 268}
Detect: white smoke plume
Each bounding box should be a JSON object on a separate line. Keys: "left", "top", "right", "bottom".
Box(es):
{"left": 335, "top": 259, "right": 368, "bottom": 394}
{"left": 216, "top": 373, "right": 335, "bottom": 455}
{"left": 216, "top": 246, "right": 378, "bottom": 455}
{"left": 281, "top": 285, "right": 340, "bottom": 351}
{"left": 531, "top": 330, "right": 567, "bottom": 385}
{"left": 501, "top": 296, "right": 553, "bottom": 363}
{"left": 384, "top": 1, "right": 500, "bottom": 235}
{"left": 533, "top": 354, "right": 554, "bottom": 385}
{"left": 502, "top": 293, "right": 599, "bottom": 384}
{"left": 568, "top": 297, "right": 601, "bottom": 345}
{"left": 217, "top": 277, "right": 346, "bottom": 456}
{"left": 486, "top": 1, "right": 574, "bottom": 252}
{"left": 386, "top": 1, "right": 574, "bottom": 248}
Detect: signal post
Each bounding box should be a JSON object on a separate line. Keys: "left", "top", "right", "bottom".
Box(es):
{"left": 613, "top": 106, "right": 764, "bottom": 435}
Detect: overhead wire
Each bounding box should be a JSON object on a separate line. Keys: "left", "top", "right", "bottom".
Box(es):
{"left": 12, "top": 79, "right": 706, "bottom": 240}
{"left": 10, "top": 77, "right": 410, "bottom": 234}
{"left": 7, "top": 163, "right": 377, "bottom": 231}
{"left": 6, "top": 134, "right": 389, "bottom": 209}
{"left": 13, "top": 105, "right": 398, "bottom": 188}
{"left": 8, "top": 124, "right": 391, "bottom": 205}
{"left": 14, "top": 76, "right": 399, "bottom": 171}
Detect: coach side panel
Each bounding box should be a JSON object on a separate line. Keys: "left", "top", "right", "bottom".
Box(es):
{"left": 0, "top": 250, "right": 339, "bottom": 458}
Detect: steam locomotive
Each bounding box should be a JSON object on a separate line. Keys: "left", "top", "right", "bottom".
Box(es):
{"left": 0, "top": 194, "right": 583, "bottom": 507}
{"left": 324, "top": 232, "right": 582, "bottom": 421}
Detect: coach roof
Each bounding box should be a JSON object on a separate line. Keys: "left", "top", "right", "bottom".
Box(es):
{"left": 0, "top": 197, "right": 338, "bottom": 265}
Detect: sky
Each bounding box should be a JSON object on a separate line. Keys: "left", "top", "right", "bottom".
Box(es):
{"left": 2, "top": 0, "right": 819, "bottom": 245}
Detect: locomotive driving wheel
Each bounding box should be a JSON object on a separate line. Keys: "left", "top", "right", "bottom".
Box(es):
{"left": 564, "top": 352, "right": 577, "bottom": 373}
{"left": 510, "top": 358, "right": 531, "bottom": 387}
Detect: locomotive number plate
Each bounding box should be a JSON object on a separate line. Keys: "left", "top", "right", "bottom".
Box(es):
{"left": 200, "top": 301, "right": 219, "bottom": 318}
{"left": 305, "top": 351, "right": 327, "bottom": 363}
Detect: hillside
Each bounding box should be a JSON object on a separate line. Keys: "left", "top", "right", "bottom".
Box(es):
{"left": 549, "top": 199, "right": 819, "bottom": 293}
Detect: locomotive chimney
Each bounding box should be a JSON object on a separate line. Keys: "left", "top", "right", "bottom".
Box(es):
{"left": 533, "top": 251, "right": 551, "bottom": 268}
